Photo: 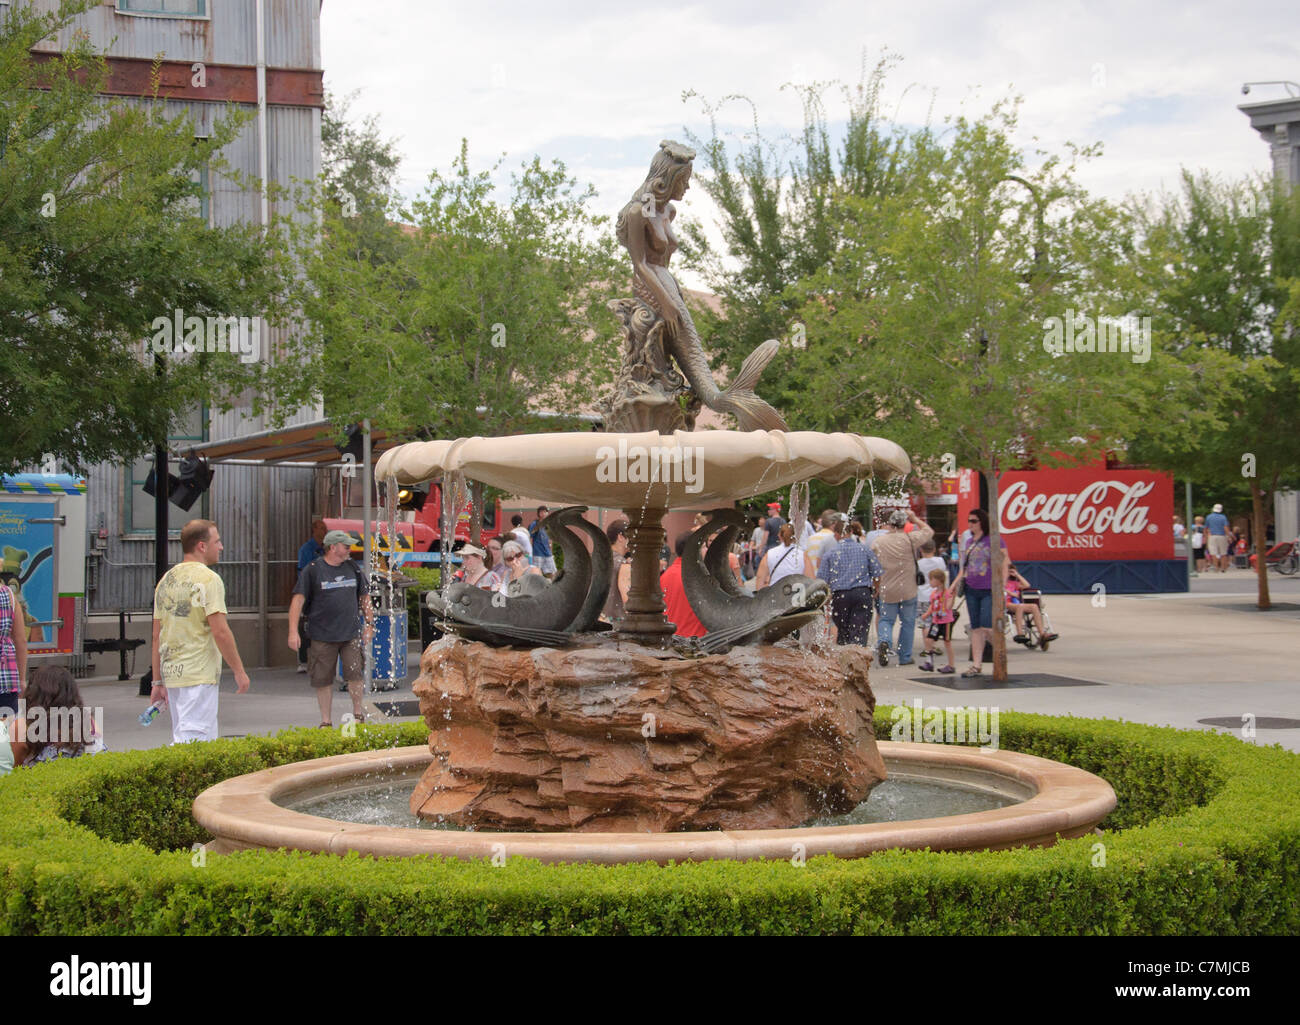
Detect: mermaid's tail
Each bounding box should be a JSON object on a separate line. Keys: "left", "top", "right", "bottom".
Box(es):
{"left": 712, "top": 339, "right": 788, "bottom": 432}
{"left": 646, "top": 266, "right": 789, "bottom": 432}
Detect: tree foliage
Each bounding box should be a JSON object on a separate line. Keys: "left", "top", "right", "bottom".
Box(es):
{"left": 286, "top": 138, "right": 623, "bottom": 443}
{"left": 0, "top": 0, "right": 295, "bottom": 474}
{"left": 1126, "top": 172, "right": 1300, "bottom": 607}
{"left": 680, "top": 54, "right": 930, "bottom": 434}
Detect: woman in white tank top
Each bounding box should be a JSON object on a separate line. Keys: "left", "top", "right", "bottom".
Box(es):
{"left": 756, "top": 523, "right": 814, "bottom": 589}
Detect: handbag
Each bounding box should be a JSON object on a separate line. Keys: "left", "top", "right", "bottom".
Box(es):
{"left": 912, "top": 542, "right": 925, "bottom": 586}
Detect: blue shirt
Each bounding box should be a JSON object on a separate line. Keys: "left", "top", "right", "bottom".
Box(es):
{"left": 816, "top": 539, "right": 882, "bottom": 591}
{"left": 1205, "top": 513, "right": 1228, "bottom": 536}
{"left": 297, "top": 539, "right": 325, "bottom": 571}
{"left": 529, "top": 519, "right": 552, "bottom": 557}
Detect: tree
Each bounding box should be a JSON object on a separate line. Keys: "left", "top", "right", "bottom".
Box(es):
{"left": 284, "top": 138, "right": 624, "bottom": 538}
{"left": 681, "top": 53, "right": 935, "bottom": 461}
{"left": 288, "top": 139, "right": 621, "bottom": 438}
{"left": 1127, "top": 172, "right": 1300, "bottom": 609}
{"left": 0, "top": 0, "right": 295, "bottom": 474}
{"left": 791, "top": 101, "right": 1207, "bottom": 679}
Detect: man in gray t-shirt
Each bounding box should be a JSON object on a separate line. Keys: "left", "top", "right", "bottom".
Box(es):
{"left": 288, "top": 530, "right": 373, "bottom": 727}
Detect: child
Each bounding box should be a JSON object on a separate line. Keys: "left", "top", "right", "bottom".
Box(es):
{"left": 919, "top": 568, "right": 956, "bottom": 674}
{"left": 1006, "top": 564, "right": 1057, "bottom": 644}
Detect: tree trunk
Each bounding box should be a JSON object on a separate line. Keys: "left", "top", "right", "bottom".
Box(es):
{"left": 987, "top": 466, "right": 1009, "bottom": 681}
{"left": 469, "top": 480, "right": 484, "bottom": 547}
{"left": 1251, "top": 476, "right": 1271, "bottom": 611}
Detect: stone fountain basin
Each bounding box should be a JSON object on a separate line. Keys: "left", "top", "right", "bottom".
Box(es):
{"left": 373, "top": 429, "right": 911, "bottom": 507}
{"left": 192, "top": 743, "right": 1116, "bottom": 865}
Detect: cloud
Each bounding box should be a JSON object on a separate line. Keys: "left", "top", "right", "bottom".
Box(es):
{"left": 322, "top": 0, "right": 1297, "bottom": 247}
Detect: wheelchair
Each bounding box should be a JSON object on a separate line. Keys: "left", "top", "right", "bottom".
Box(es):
{"left": 1002, "top": 588, "right": 1057, "bottom": 651}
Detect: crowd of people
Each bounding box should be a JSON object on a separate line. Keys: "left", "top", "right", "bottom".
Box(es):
{"left": 1180, "top": 504, "right": 1262, "bottom": 573}
{"left": 598, "top": 502, "right": 1061, "bottom": 679}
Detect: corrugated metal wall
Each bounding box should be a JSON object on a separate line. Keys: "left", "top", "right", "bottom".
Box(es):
{"left": 30, "top": 0, "right": 322, "bottom": 69}
{"left": 85, "top": 458, "right": 318, "bottom": 613}
{"left": 30, "top": 0, "right": 329, "bottom": 614}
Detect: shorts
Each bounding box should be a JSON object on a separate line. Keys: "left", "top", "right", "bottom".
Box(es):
{"left": 307, "top": 638, "right": 364, "bottom": 689}
{"left": 926, "top": 621, "right": 953, "bottom": 641}
{"left": 533, "top": 555, "right": 557, "bottom": 574}
{"left": 1207, "top": 534, "right": 1228, "bottom": 557}
{"left": 965, "top": 587, "right": 993, "bottom": 629}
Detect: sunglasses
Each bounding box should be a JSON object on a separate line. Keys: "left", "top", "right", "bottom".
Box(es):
{"left": 506, "top": 553, "right": 522, "bottom": 562}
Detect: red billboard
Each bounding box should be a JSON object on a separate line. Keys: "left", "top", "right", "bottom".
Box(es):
{"left": 995, "top": 469, "right": 1174, "bottom": 561}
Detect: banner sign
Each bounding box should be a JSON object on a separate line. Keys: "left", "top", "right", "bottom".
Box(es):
{"left": 0, "top": 500, "right": 58, "bottom": 649}
{"left": 996, "top": 469, "right": 1174, "bottom": 561}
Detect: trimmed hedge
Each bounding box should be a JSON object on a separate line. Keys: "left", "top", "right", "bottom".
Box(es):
{"left": 2, "top": 710, "right": 1298, "bottom": 935}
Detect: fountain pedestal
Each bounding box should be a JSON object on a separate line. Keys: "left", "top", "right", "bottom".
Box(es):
{"left": 618, "top": 505, "right": 675, "bottom": 639}
{"left": 410, "top": 637, "right": 886, "bottom": 832}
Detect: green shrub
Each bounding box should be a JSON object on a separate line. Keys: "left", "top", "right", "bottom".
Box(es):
{"left": 1, "top": 711, "right": 1298, "bottom": 935}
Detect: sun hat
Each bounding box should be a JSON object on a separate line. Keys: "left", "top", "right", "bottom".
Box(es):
{"left": 1212, "top": 503, "right": 1223, "bottom": 513}
{"left": 460, "top": 544, "right": 486, "bottom": 560}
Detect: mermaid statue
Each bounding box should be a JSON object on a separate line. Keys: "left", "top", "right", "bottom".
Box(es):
{"left": 603, "top": 140, "right": 788, "bottom": 434}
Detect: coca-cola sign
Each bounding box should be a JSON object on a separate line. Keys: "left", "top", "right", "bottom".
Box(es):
{"left": 996, "top": 469, "right": 1174, "bottom": 561}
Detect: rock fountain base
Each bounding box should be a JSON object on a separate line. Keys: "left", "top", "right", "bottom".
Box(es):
{"left": 409, "top": 637, "right": 886, "bottom": 832}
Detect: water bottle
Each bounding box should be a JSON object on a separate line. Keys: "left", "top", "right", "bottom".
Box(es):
{"left": 138, "top": 701, "right": 164, "bottom": 727}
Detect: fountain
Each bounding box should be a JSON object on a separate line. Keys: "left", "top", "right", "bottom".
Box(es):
{"left": 193, "top": 140, "right": 1115, "bottom": 860}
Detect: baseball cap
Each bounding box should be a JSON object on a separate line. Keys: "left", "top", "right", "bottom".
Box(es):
{"left": 1212, "top": 503, "right": 1223, "bottom": 513}
{"left": 323, "top": 530, "right": 354, "bottom": 546}
{"left": 460, "top": 544, "right": 486, "bottom": 560}
{"left": 766, "top": 502, "right": 782, "bottom": 511}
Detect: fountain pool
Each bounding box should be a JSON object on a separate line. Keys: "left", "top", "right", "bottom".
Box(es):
{"left": 193, "top": 741, "right": 1115, "bottom": 865}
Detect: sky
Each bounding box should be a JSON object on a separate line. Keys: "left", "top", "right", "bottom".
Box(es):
{"left": 320, "top": 0, "right": 1297, "bottom": 283}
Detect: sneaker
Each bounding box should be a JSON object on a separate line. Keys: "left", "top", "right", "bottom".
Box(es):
{"left": 919, "top": 658, "right": 934, "bottom": 672}
{"left": 296, "top": 664, "right": 307, "bottom": 674}
{"left": 1041, "top": 632, "right": 1059, "bottom": 643}
{"left": 877, "top": 642, "right": 890, "bottom": 667}
{"left": 938, "top": 664, "right": 956, "bottom": 674}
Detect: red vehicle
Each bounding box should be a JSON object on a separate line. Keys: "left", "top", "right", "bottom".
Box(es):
{"left": 327, "top": 483, "right": 504, "bottom": 553}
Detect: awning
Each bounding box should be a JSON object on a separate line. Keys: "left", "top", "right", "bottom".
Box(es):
{"left": 190, "top": 418, "right": 406, "bottom": 465}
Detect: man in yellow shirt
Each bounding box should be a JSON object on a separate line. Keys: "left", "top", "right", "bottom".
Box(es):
{"left": 149, "top": 519, "right": 250, "bottom": 743}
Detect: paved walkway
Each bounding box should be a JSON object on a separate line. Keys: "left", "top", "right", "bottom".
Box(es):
{"left": 73, "top": 569, "right": 1300, "bottom": 754}
{"left": 869, "top": 568, "right": 1300, "bottom": 751}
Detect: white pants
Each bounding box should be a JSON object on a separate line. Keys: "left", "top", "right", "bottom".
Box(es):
{"left": 166, "top": 683, "right": 219, "bottom": 744}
